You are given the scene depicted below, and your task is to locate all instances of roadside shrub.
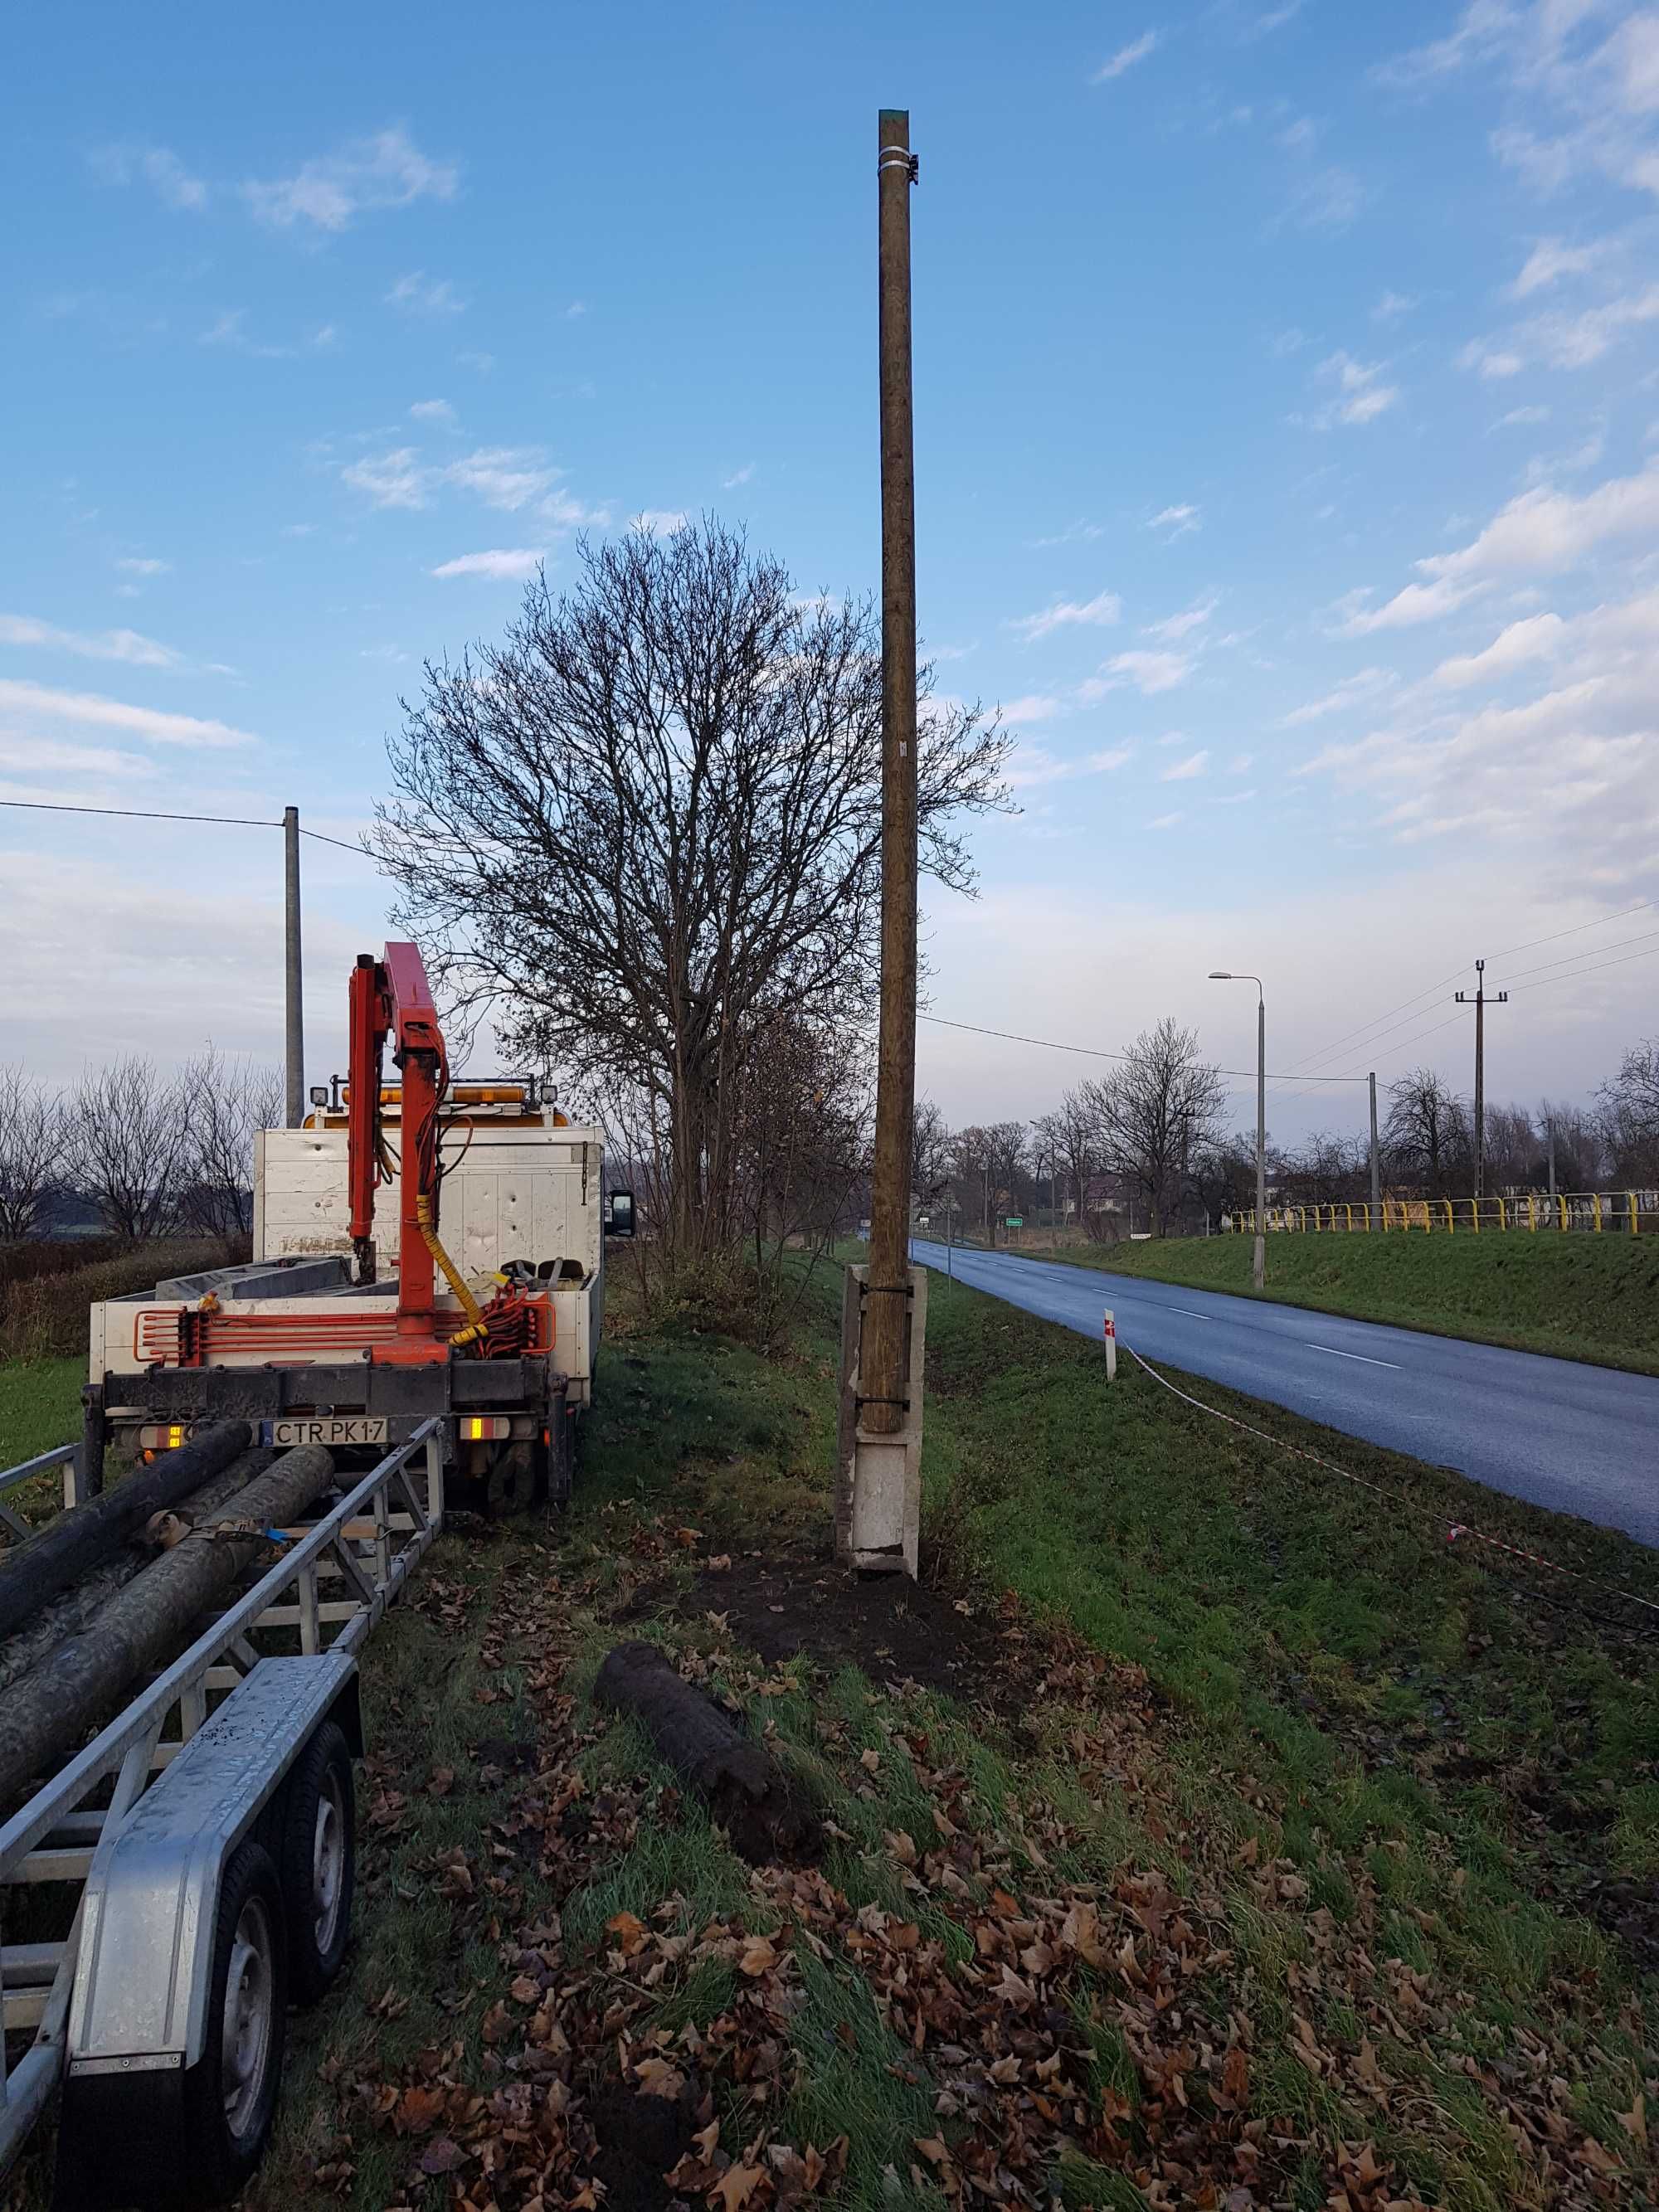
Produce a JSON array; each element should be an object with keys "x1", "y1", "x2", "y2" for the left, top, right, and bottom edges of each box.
[{"x1": 0, "y1": 1236, "x2": 249, "y2": 1362}]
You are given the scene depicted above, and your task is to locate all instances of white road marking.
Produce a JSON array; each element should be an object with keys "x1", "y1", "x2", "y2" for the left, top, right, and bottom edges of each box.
[
  {"x1": 1157, "y1": 1304, "x2": 1214, "y2": 1320},
  {"x1": 1308, "y1": 1343, "x2": 1401, "y2": 1369}
]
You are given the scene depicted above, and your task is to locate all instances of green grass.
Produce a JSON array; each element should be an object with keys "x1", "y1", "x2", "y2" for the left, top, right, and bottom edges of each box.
[
  {"x1": 0, "y1": 1356, "x2": 82, "y2": 1468},
  {"x1": 919, "y1": 1268, "x2": 1659, "y2": 1854},
  {"x1": 1013, "y1": 1227, "x2": 1659, "y2": 1372},
  {"x1": 9, "y1": 1261, "x2": 1653, "y2": 2210}
]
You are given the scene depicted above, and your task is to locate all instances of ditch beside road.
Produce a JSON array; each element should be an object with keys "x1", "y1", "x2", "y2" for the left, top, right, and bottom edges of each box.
[{"x1": 910, "y1": 1237, "x2": 1659, "y2": 1548}]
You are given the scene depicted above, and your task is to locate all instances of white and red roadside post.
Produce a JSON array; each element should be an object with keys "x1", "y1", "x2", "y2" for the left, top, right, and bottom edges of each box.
[{"x1": 1102, "y1": 1309, "x2": 1117, "y2": 1383}]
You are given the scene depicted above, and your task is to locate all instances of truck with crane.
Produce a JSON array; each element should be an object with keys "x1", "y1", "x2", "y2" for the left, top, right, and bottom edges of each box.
[
  {"x1": 0, "y1": 939, "x2": 624, "y2": 2206},
  {"x1": 83, "y1": 940, "x2": 621, "y2": 1513}
]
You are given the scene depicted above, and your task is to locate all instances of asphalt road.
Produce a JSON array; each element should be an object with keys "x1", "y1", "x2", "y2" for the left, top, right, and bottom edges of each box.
[{"x1": 909, "y1": 1238, "x2": 1659, "y2": 1548}]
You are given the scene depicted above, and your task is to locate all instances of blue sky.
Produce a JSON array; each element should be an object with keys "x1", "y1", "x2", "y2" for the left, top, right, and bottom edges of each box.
[{"x1": 6, "y1": 2, "x2": 1659, "y2": 1144}]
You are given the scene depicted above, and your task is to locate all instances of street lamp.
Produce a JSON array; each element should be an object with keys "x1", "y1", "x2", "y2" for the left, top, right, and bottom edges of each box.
[{"x1": 1209, "y1": 971, "x2": 1266, "y2": 1293}]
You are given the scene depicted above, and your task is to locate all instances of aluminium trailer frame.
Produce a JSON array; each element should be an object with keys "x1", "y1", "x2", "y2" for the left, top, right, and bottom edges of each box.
[{"x1": 0, "y1": 1419, "x2": 445, "y2": 2195}]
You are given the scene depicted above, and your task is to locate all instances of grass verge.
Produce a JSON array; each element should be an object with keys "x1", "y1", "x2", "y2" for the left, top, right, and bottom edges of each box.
[
  {"x1": 1010, "y1": 1228, "x2": 1659, "y2": 1373},
  {"x1": 7, "y1": 1266, "x2": 1654, "y2": 2210}
]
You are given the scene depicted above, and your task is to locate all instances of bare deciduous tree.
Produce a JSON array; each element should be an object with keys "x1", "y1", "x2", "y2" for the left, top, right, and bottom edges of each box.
[
  {"x1": 66, "y1": 1057, "x2": 195, "y2": 1240},
  {"x1": 1034, "y1": 1087, "x2": 1096, "y2": 1232},
  {"x1": 1598, "y1": 1039, "x2": 1659, "y2": 1184},
  {"x1": 1088, "y1": 1019, "x2": 1225, "y2": 1237},
  {"x1": 1384, "y1": 1068, "x2": 1471, "y2": 1198},
  {"x1": 179, "y1": 1050, "x2": 284, "y2": 1237},
  {"x1": 0, "y1": 1066, "x2": 66, "y2": 1242},
  {"x1": 910, "y1": 1098, "x2": 953, "y2": 1216},
  {"x1": 369, "y1": 520, "x2": 1012, "y2": 1259}
]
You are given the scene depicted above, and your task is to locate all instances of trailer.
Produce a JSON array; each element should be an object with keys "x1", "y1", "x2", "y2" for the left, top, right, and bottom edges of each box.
[
  {"x1": 84, "y1": 941, "x2": 624, "y2": 1512},
  {"x1": 0, "y1": 1422, "x2": 445, "y2": 2209}
]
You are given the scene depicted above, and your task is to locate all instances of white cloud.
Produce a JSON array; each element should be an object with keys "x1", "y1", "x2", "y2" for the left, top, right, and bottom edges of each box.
[
  {"x1": 384, "y1": 271, "x2": 465, "y2": 317},
  {"x1": 341, "y1": 442, "x2": 599, "y2": 523},
  {"x1": 1030, "y1": 519, "x2": 1104, "y2": 547},
  {"x1": 409, "y1": 398, "x2": 456, "y2": 424},
  {"x1": 1371, "y1": 289, "x2": 1418, "y2": 321},
  {"x1": 114, "y1": 557, "x2": 171, "y2": 578},
  {"x1": 722, "y1": 463, "x2": 756, "y2": 488},
  {"x1": 341, "y1": 447, "x2": 430, "y2": 509},
  {"x1": 1433, "y1": 610, "x2": 1566, "y2": 687},
  {"x1": 1277, "y1": 116, "x2": 1320, "y2": 153},
  {"x1": 1281, "y1": 165, "x2": 1366, "y2": 234},
  {"x1": 1336, "y1": 459, "x2": 1659, "y2": 636},
  {"x1": 1148, "y1": 503, "x2": 1201, "y2": 537},
  {"x1": 1160, "y1": 748, "x2": 1209, "y2": 781},
  {"x1": 1380, "y1": 7, "x2": 1659, "y2": 204},
  {"x1": 0, "y1": 679, "x2": 255, "y2": 748},
  {"x1": 1000, "y1": 694, "x2": 1063, "y2": 725},
  {"x1": 245, "y1": 128, "x2": 458, "y2": 231},
  {"x1": 566, "y1": 299, "x2": 587, "y2": 318},
  {"x1": 1301, "y1": 586, "x2": 1659, "y2": 881},
  {"x1": 1092, "y1": 31, "x2": 1159, "y2": 82},
  {"x1": 1311, "y1": 351, "x2": 1399, "y2": 426},
  {"x1": 1458, "y1": 337, "x2": 1526, "y2": 378},
  {"x1": 1086, "y1": 745, "x2": 1133, "y2": 772},
  {"x1": 430, "y1": 549, "x2": 545, "y2": 581},
  {"x1": 1510, "y1": 235, "x2": 1611, "y2": 297},
  {"x1": 1228, "y1": 752, "x2": 1253, "y2": 773},
  {"x1": 1335, "y1": 576, "x2": 1477, "y2": 634},
  {"x1": 632, "y1": 510, "x2": 687, "y2": 534},
  {"x1": 1144, "y1": 596, "x2": 1219, "y2": 642},
  {"x1": 1283, "y1": 667, "x2": 1396, "y2": 722},
  {"x1": 90, "y1": 143, "x2": 207, "y2": 211},
  {"x1": 1462, "y1": 283, "x2": 1659, "y2": 377},
  {"x1": 199, "y1": 310, "x2": 336, "y2": 360},
  {"x1": 1149, "y1": 810, "x2": 1184, "y2": 829},
  {"x1": 0, "y1": 615, "x2": 186, "y2": 669},
  {"x1": 446, "y1": 446, "x2": 552, "y2": 509},
  {"x1": 1496, "y1": 403, "x2": 1550, "y2": 427},
  {"x1": 1010, "y1": 588, "x2": 1121, "y2": 642},
  {"x1": 1087, "y1": 649, "x2": 1192, "y2": 697},
  {"x1": 0, "y1": 735, "x2": 157, "y2": 781}
]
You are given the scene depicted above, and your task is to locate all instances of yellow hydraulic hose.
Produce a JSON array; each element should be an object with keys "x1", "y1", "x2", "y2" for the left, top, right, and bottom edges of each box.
[{"x1": 415, "y1": 1194, "x2": 487, "y2": 1346}]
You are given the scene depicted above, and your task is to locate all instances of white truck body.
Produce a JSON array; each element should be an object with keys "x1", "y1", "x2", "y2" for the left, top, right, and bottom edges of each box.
[{"x1": 90, "y1": 1121, "x2": 606, "y2": 1411}]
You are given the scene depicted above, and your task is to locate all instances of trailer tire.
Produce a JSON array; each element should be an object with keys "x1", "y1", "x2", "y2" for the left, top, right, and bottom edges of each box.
[
  {"x1": 280, "y1": 1720, "x2": 356, "y2": 2005},
  {"x1": 179, "y1": 1840, "x2": 287, "y2": 2207}
]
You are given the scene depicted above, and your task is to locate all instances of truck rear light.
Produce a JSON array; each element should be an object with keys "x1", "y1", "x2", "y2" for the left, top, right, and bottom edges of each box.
[
  {"x1": 460, "y1": 1416, "x2": 508, "y2": 1441},
  {"x1": 139, "y1": 1423, "x2": 187, "y2": 1453}
]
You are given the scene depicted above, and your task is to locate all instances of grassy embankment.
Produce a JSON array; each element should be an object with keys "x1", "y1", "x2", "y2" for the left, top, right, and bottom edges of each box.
[
  {"x1": 131, "y1": 1257, "x2": 1652, "y2": 2212},
  {"x1": 1010, "y1": 1228, "x2": 1659, "y2": 1374},
  {"x1": 2, "y1": 1257, "x2": 1653, "y2": 2207}
]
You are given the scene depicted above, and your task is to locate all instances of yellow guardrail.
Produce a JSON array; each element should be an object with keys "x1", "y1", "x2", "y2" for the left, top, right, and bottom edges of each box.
[{"x1": 1227, "y1": 1191, "x2": 1655, "y2": 1235}]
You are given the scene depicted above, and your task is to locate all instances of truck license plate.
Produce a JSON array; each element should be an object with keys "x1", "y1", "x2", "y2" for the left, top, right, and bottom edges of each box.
[{"x1": 261, "y1": 1417, "x2": 389, "y2": 1447}]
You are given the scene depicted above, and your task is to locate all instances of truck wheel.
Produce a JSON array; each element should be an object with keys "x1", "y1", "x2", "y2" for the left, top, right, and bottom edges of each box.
[
  {"x1": 179, "y1": 1840, "x2": 287, "y2": 2206},
  {"x1": 280, "y1": 1720, "x2": 356, "y2": 2005}
]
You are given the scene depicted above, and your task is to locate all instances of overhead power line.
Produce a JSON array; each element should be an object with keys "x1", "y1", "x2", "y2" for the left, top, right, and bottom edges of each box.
[
  {"x1": 917, "y1": 1012, "x2": 1367, "y2": 1084},
  {"x1": 0, "y1": 795, "x2": 373, "y2": 858},
  {"x1": 1267, "y1": 895, "x2": 1659, "y2": 1096}
]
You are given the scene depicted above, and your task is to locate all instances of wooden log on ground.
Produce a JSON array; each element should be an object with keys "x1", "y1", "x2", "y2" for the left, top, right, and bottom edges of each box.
[
  {"x1": 0, "y1": 1443, "x2": 334, "y2": 1808},
  {"x1": 0, "y1": 1421, "x2": 251, "y2": 1643},
  {"x1": 594, "y1": 1639, "x2": 820, "y2": 1862},
  {"x1": 0, "y1": 1449, "x2": 277, "y2": 1696}
]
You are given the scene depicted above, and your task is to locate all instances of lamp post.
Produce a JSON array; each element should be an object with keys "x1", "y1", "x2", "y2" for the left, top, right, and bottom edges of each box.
[{"x1": 1209, "y1": 971, "x2": 1265, "y2": 1291}]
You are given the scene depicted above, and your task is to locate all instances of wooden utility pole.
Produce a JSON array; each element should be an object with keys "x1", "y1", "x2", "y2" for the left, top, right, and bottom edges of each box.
[
  {"x1": 863, "y1": 109, "x2": 920, "y2": 1441},
  {"x1": 1455, "y1": 959, "x2": 1507, "y2": 1198}
]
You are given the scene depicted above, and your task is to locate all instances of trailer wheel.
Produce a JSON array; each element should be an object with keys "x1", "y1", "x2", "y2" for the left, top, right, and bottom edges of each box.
[
  {"x1": 280, "y1": 1720, "x2": 356, "y2": 2004},
  {"x1": 179, "y1": 1840, "x2": 287, "y2": 2206}
]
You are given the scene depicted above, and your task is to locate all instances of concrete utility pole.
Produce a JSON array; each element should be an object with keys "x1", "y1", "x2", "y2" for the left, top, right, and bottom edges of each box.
[
  {"x1": 283, "y1": 805, "x2": 304, "y2": 1127},
  {"x1": 1455, "y1": 958, "x2": 1507, "y2": 1198},
  {"x1": 863, "y1": 105, "x2": 921, "y2": 1440},
  {"x1": 1369, "y1": 1071, "x2": 1381, "y2": 1229},
  {"x1": 835, "y1": 109, "x2": 927, "y2": 1582},
  {"x1": 1209, "y1": 971, "x2": 1265, "y2": 1290}
]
